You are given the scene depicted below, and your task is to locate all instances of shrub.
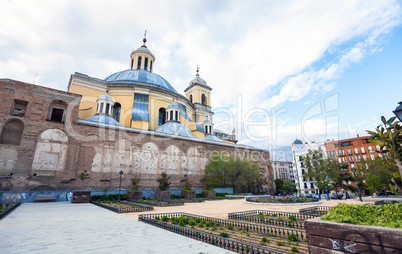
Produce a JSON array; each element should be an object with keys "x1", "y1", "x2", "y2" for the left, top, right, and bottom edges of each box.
[
  {"x1": 276, "y1": 241, "x2": 285, "y2": 246},
  {"x1": 179, "y1": 221, "x2": 186, "y2": 227},
  {"x1": 287, "y1": 234, "x2": 297, "y2": 242},
  {"x1": 261, "y1": 237, "x2": 268, "y2": 243},
  {"x1": 227, "y1": 224, "x2": 234, "y2": 230},
  {"x1": 198, "y1": 223, "x2": 204, "y2": 227},
  {"x1": 195, "y1": 218, "x2": 201, "y2": 223},
  {"x1": 288, "y1": 215, "x2": 296, "y2": 221},
  {"x1": 189, "y1": 220, "x2": 196, "y2": 226},
  {"x1": 161, "y1": 216, "x2": 169, "y2": 222},
  {"x1": 215, "y1": 222, "x2": 221, "y2": 226},
  {"x1": 291, "y1": 247, "x2": 299, "y2": 253},
  {"x1": 277, "y1": 217, "x2": 283, "y2": 221},
  {"x1": 321, "y1": 203, "x2": 402, "y2": 228},
  {"x1": 211, "y1": 226, "x2": 216, "y2": 231},
  {"x1": 206, "y1": 221, "x2": 215, "y2": 227},
  {"x1": 157, "y1": 172, "x2": 171, "y2": 191},
  {"x1": 220, "y1": 232, "x2": 229, "y2": 238},
  {"x1": 272, "y1": 213, "x2": 277, "y2": 217},
  {"x1": 154, "y1": 216, "x2": 160, "y2": 220}
]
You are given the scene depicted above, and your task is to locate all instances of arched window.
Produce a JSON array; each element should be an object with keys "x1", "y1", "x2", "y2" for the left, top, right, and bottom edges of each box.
[
  {"x1": 201, "y1": 94, "x2": 207, "y2": 106},
  {"x1": 113, "y1": 103, "x2": 121, "y2": 122},
  {"x1": 137, "y1": 56, "x2": 142, "y2": 70},
  {"x1": 158, "y1": 108, "x2": 166, "y2": 125},
  {"x1": 0, "y1": 119, "x2": 24, "y2": 145},
  {"x1": 47, "y1": 100, "x2": 67, "y2": 123},
  {"x1": 189, "y1": 94, "x2": 193, "y2": 103}
]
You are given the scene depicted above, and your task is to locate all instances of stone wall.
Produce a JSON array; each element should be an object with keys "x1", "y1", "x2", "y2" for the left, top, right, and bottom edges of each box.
[{"x1": 0, "y1": 79, "x2": 271, "y2": 192}]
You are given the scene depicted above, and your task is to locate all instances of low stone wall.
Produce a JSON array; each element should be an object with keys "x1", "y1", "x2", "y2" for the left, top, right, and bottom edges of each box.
[{"x1": 305, "y1": 217, "x2": 402, "y2": 253}]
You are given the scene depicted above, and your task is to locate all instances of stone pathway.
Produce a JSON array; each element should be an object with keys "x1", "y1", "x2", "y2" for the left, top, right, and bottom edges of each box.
[{"x1": 0, "y1": 202, "x2": 233, "y2": 254}]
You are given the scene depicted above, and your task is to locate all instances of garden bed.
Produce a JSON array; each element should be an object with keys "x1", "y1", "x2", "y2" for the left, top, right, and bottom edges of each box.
[
  {"x1": 139, "y1": 212, "x2": 308, "y2": 253},
  {"x1": 127, "y1": 199, "x2": 184, "y2": 207},
  {"x1": 91, "y1": 200, "x2": 153, "y2": 213},
  {"x1": 229, "y1": 210, "x2": 320, "y2": 221},
  {"x1": 0, "y1": 202, "x2": 20, "y2": 220},
  {"x1": 246, "y1": 196, "x2": 319, "y2": 205},
  {"x1": 298, "y1": 206, "x2": 332, "y2": 216}
]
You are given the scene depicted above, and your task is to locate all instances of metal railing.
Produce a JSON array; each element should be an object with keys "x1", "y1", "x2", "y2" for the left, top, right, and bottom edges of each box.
[
  {"x1": 298, "y1": 206, "x2": 332, "y2": 215},
  {"x1": 228, "y1": 210, "x2": 320, "y2": 221},
  {"x1": 126, "y1": 199, "x2": 185, "y2": 207},
  {"x1": 139, "y1": 213, "x2": 285, "y2": 254},
  {"x1": 91, "y1": 201, "x2": 153, "y2": 213},
  {"x1": 0, "y1": 202, "x2": 21, "y2": 220},
  {"x1": 140, "y1": 212, "x2": 307, "y2": 240},
  {"x1": 232, "y1": 215, "x2": 305, "y2": 230}
]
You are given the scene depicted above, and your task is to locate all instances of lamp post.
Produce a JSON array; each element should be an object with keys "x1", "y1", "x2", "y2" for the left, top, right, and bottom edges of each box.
[
  {"x1": 271, "y1": 174, "x2": 275, "y2": 199},
  {"x1": 351, "y1": 167, "x2": 363, "y2": 202},
  {"x1": 393, "y1": 101, "x2": 402, "y2": 121},
  {"x1": 184, "y1": 173, "x2": 188, "y2": 189},
  {"x1": 118, "y1": 170, "x2": 123, "y2": 202}
]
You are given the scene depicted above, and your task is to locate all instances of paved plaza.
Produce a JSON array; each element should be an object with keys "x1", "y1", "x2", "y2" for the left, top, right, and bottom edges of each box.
[{"x1": 0, "y1": 202, "x2": 233, "y2": 254}]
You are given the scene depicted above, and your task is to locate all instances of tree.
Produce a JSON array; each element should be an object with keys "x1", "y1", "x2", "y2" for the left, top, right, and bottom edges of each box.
[
  {"x1": 358, "y1": 157, "x2": 396, "y2": 194},
  {"x1": 204, "y1": 151, "x2": 265, "y2": 193},
  {"x1": 367, "y1": 116, "x2": 402, "y2": 191},
  {"x1": 157, "y1": 172, "x2": 171, "y2": 191},
  {"x1": 274, "y1": 179, "x2": 284, "y2": 191},
  {"x1": 303, "y1": 149, "x2": 339, "y2": 189},
  {"x1": 282, "y1": 180, "x2": 297, "y2": 194},
  {"x1": 130, "y1": 173, "x2": 141, "y2": 191}
]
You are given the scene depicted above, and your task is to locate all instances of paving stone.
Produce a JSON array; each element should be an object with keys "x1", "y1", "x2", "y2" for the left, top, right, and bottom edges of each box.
[{"x1": 0, "y1": 202, "x2": 233, "y2": 254}]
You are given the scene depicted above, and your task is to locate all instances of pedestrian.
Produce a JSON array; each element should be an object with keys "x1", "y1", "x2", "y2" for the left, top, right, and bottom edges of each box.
[
  {"x1": 324, "y1": 186, "x2": 330, "y2": 201},
  {"x1": 317, "y1": 187, "x2": 321, "y2": 200}
]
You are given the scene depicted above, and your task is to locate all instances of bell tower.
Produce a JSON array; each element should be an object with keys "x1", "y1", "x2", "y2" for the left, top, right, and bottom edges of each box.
[{"x1": 185, "y1": 66, "x2": 213, "y2": 123}]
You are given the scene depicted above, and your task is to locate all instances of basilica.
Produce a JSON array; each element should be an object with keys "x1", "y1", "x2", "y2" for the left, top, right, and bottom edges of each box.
[
  {"x1": 69, "y1": 37, "x2": 236, "y2": 144},
  {"x1": 0, "y1": 37, "x2": 270, "y2": 195}
]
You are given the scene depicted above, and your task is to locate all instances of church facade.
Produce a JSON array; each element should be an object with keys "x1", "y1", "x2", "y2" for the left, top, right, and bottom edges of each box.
[{"x1": 0, "y1": 38, "x2": 271, "y2": 193}]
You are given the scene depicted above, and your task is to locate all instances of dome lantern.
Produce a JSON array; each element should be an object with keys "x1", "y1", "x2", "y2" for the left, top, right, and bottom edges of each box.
[
  {"x1": 166, "y1": 103, "x2": 181, "y2": 122},
  {"x1": 130, "y1": 31, "x2": 155, "y2": 72}
]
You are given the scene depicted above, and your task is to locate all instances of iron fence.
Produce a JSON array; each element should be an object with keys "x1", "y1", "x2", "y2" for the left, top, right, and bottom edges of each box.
[
  {"x1": 91, "y1": 201, "x2": 153, "y2": 213},
  {"x1": 139, "y1": 214, "x2": 286, "y2": 254}
]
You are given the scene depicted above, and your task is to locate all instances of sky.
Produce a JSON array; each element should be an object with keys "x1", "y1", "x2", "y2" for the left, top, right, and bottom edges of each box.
[{"x1": 1, "y1": 0, "x2": 402, "y2": 160}]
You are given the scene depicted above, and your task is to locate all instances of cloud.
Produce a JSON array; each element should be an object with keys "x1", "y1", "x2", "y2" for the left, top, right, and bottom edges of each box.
[{"x1": 0, "y1": 0, "x2": 401, "y2": 150}]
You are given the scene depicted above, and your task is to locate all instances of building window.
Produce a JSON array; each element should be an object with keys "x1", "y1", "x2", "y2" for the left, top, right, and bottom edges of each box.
[
  {"x1": 201, "y1": 94, "x2": 207, "y2": 105},
  {"x1": 113, "y1": 103, "x2": 121, "y2": 122},
  {"x1": 47, "y1": 101, "x2": 67, "y2": 123},
  {"x1": 158, "y1": 108, "x2": 166, "y2": 125},
  {"x1": 189, "y1": 94, "x2": 193, "y2": 103},
  {"x1": 11, "y1": 99, "x2": 28, "y2": 117},
  {"x1": 368, "y1": 146, "x2": 373, "y2": 152},
  {"x1": 347, "y1": 149, "x2": 352, "y2": 155},
  {"x1": 370, "y1": 154, "x2": 375, "y2": 160},
  {"x1": 137, "y1": 56, "x2": 142, "y2": 70},
  {"x1": 170, "y1": 111, "x2": 173, "y2": 121},
  {"x1": 361, "y1": 147, "x2": 366, "y2": 153},
  {"x1": 105, "y1": 103, "x2": 110, "y2": 115},
  {"x1": 99, "y1": 103, "x2": 104, "y2": 114},
  {"x1": 304, "y1": 183, "x2": 308, "y2": 188},
  {"x1": 0, "y1": 119, "x2": 24, "y2": 145},
  {"x1": 310, "y1": 183, "x2": 314, "y2": 189},
  {"x1": 338, "y1": 158, "x2": 342, "y2": 163},
  {"x1": 144, "y1": 57, "x2": 148, "y2": 71},
  {"x1": 131, "y1": 59, "x2": 134, "y2": 69},
  {"x1": 342, "y1": 157, "x2": 347, "y2": 163},
  {"x1": 175, "y1": 111, "x2": 178, "y2": 121},
  {"x1": 356, "y1": 155, "x2": 361, "y2": 162},
  {"x1": 362, "y1": 154, "x2": 367, "y2": 160},
  {"x1": 354, "y1": 147, "x2": 359, "y2": 154},
  {"x1": 150, "y1": 61, "x2": 153, "y2": 72},
  {"x1": 349, "y1": 156, "x2": 354, "y2": 163}
]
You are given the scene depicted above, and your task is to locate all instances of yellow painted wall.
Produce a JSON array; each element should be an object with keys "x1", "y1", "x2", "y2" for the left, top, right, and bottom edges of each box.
[
  {"x1": 221, "y1": 140, "x2": 235, "y2": 144},
  {"x1": 149, "y1": 96, "x2": 173, "y2": 130},
  {"x1": 192, "y1": 131, "x2": 205, "y2": 139},
  {"x1": 108, "y1": 93, "x2": 134, "y2": 127},
  {"x1": 131, "y1": 120, "x2": 149, "y2": 130},
  {"x1": 69, "y1": 83, "x2": 106, "y2": 119}
]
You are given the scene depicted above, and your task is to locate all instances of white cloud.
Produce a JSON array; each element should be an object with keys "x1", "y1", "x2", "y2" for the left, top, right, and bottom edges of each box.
[{"x1": 0, "y1": 0, "x2": 401, "y2": 149}]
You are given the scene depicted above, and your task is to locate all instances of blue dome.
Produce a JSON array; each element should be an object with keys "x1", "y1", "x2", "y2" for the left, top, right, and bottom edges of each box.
[
  {"x1": 205, "y1": 134, "x2": 222, "y2": 142},
  {"x1": 86, "y1": 115, "x2": 121, "y2": 126},
  {"x1": 203, "y1": 119, "x2": 212, "y2": 124},
  {"x1": 155, "y1": 122, "x2": 194, "y2": 138},
  {"x1": 293, "y1": 138, "x2": 303, "y2": 145},
  {"x1": 105, "y1": 69, "x2": 178, "y2": 94},
  {"x1": 99, "y1": 95, "x2": 113, "y2": 101},
  {"x1": 167, "y1": 103, "x2": 180, "y2": 109}
]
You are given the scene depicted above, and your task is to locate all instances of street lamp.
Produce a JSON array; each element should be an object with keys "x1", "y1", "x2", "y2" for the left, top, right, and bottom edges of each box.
[
  {"x1": 351, "y1": 167, "x2": 363, "y2": 202},
  {"x1": 118, "y1": 170, "x2": 123, "y2": 202},
  {"x1": 271, "y1": 174, "x2": 275, "y2": 199},
  {"x1": 393, "y1": 102, "x2": 402, "y2": 121},
  {"x1": 184, "y1": 173, "x2": 188, "y2": 189}
]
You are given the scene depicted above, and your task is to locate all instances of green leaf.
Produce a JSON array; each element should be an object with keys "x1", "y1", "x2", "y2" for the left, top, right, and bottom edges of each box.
[
  {"x1": 368, "y1": 139, "x2": 383, "y2": 145},
  {"x1": 386, "y1": 117, "x2": 396, "y2": 125}
]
